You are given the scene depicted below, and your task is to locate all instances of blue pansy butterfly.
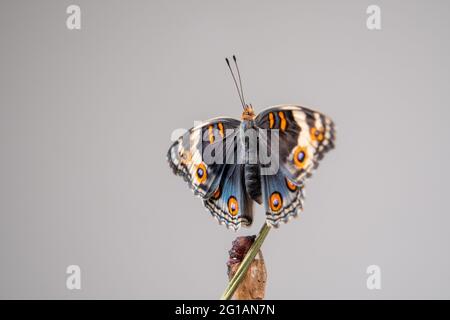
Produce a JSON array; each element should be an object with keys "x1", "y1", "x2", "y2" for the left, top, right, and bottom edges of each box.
[{"x1": 167, "y1": 56, "x2": 335, "y2": 230}]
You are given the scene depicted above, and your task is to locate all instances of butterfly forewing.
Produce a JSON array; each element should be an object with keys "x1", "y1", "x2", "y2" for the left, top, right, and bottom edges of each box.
[
  {"x1": 255, "y1": 105, "x2": 335, "y2": 184},
  {"x1": 167, "y1": 117, "x2": 240, "y2": 198}
]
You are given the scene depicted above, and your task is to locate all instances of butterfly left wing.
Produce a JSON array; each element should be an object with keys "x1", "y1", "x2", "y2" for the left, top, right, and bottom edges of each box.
[
  {"x1": 203, "y1": 164, "x2": 254, "y2": 230},
  {"x1": 168, "y1": 117, "x2": 254, "y2": 230},
  {"x1": 167, "y1": 117, "x2": 240, "y2": 198},
  {"x1": 255, "y1": 105, "x2": 336, "y2": 226}
]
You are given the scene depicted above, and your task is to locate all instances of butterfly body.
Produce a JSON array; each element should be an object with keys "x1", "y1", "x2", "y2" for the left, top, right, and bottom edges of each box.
[
  {"x1": 167, "y1": 104, "x2": 335, "y2": 230},
  {"x1": 237, "y1": 111, "x2": 263, "y2": 204}
]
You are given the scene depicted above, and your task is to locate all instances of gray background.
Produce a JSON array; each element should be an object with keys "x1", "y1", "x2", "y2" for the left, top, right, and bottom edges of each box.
[{"x1": 1, "y1": 0, "x2": 449, "y2": 299}]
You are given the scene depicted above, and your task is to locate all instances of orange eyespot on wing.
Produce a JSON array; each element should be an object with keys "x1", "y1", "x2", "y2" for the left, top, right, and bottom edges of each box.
[
  {"x1": 269, "y1": 192, "x2": 283, "y2": 213},
  {"x1": 227, "y1": 196, "x2": 239, "y2": 216},
  {"x1": 285, "y1": 178, "x2": 298, "y2": 192},
  {"x1": 310, "y1": 127, "x2": 325, "y2": 142},
  {"x1": 293, "y1": 146, "x2": 308, "y2": 169},
  {"x1": 195, "y1": 162, "x2": 208, "y2": 184}
]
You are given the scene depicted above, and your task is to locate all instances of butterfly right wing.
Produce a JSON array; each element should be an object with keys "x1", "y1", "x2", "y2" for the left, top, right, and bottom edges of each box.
[
  {"x1": 255, "y1": 105, "x2": 336, "y2": 226},
  {"x1": 261, "y1": 168, "x2": 305, "y2": 226},
  {"x1": 255, "y1": 105, "x2": 336, "y2": 184}
]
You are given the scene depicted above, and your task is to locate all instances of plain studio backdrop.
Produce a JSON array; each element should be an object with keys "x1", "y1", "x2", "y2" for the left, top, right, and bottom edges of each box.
[{"x1": 1, "y1": 0, "x2": 449, "y2": 299}]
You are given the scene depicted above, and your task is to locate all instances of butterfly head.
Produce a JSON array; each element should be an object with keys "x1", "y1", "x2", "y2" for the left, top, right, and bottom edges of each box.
[
  {"x1": 226, "y1": 55, "x2": 255, "y2": 119},
  {"x1": 241, "y1": 104, "x2": 255, "y2": 121}
]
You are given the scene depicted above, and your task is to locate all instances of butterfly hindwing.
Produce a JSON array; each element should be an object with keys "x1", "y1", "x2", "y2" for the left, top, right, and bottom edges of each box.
[
  {"x1": 261, "y1": 170, "x2": 304, "y2": 227},
  {"x1": 167, "y1": 117, "x2": 241, "y2": 198},
  {"x1": 204, "y1": 164, "x2": 253, "y2": 230}
]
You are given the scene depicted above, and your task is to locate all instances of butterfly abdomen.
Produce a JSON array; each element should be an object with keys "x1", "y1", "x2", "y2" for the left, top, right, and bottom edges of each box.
[
  {"x1": 239, "y1": 120, "x2": 262, "y2": 204},
  {"x1": 244, "y1": 164, "x2": 262, "y2": 204}
]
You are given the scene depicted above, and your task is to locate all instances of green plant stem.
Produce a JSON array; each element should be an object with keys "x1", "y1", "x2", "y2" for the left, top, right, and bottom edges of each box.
[{"x1": 220, "y1": 223, "x2": 271, "y2": 300}]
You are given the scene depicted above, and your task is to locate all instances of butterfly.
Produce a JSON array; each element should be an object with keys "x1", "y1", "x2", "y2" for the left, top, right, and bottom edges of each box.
[{"x1": 167, "y1": 56, "x2": 335, "y2": 230}]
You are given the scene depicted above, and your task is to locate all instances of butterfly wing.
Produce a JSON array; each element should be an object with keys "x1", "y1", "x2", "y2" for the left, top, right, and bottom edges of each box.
[
  {"x1": 168, "y1": 117, "x2": 253, "y2": 230},
  {"x1": 167, "y1": 117, "x2": 240, "y2": 198},
  {"x1": 204, "y1": 164, "x2": 254, "y2": 230},
  {"x1": 255, "y1": 105, "x2": 335, "y2": 226},
  {"x1": 261, "y1": 169, "x2": 305, "y2": 226},
  {"x1": 256, "y1": 104, "x2": 335, "y2": 183}
]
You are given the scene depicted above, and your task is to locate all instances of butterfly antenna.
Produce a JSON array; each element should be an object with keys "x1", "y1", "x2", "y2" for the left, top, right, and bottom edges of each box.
[
  {"x1": 225, "y1": 57, "x2": 245, "y2": 109},
  {"x1": 233, "y1": 55, "x2": 246, "y2": 106}
]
